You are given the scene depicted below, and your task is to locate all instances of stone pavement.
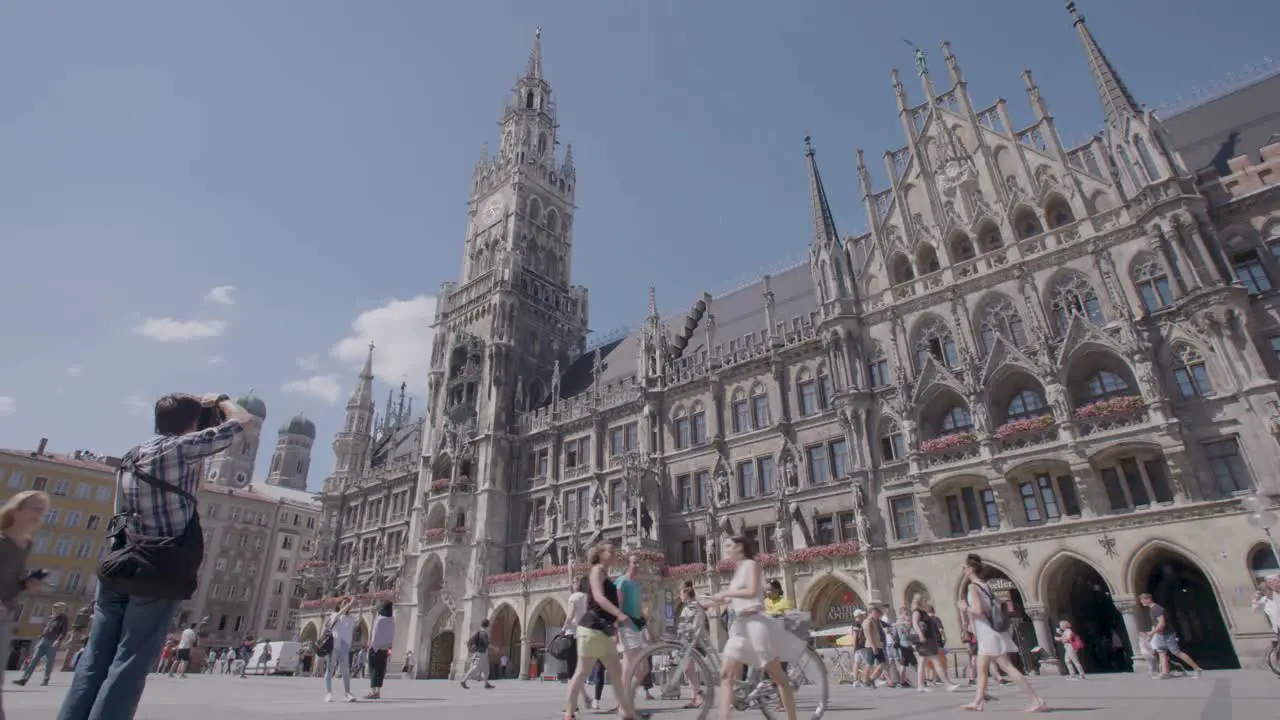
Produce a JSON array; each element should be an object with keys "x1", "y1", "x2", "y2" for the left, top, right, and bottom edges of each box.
[{"x1": 4, "y1": 670, "x2": 1277, "y2": 719}]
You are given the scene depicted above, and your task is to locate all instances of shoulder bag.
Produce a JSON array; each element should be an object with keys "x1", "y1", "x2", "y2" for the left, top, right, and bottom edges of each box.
[{"x1": 97, "y1": 452, "x2": 204, "y2": 600}]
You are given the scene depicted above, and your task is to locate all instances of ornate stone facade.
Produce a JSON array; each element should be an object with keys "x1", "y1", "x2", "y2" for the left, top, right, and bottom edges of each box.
[{"x1": 302, "y1": 7, "x2": 1280, "y2": 677}]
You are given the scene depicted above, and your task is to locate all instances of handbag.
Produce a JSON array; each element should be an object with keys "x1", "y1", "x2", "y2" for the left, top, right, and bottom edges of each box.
[
  {"x1": 97, "y1": 452, "x2": 204, "y2": 600},
  {"x1": 316, "y1": 615, "x2": 337, "y2": 657},
  {"x1": 547, "y1": 632, "x2": 575, "y2": 661}
]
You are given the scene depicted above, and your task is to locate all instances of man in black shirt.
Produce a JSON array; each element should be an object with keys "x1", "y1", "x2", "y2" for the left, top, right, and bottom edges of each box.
[
  {"x1": 460, "y1": 619, "x2": 494, "y2": 689},
  {"x1": 16, "y1": 602, "x2": 68, "y2": 686},
  {"x1": 1140, "y1": 593, "x2": 1203, "y2": 678}
]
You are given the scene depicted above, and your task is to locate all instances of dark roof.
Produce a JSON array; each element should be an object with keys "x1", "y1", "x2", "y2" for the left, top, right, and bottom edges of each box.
[
  {"x1": 556, "y1": 263, "x2": 818, "y2": 398},
  {"x1": 1163, "y1": 70, "x2": 1280, "y2": 177},
  {"x1": 369, "y1": 419, "x2": 422, "y2": 468}
]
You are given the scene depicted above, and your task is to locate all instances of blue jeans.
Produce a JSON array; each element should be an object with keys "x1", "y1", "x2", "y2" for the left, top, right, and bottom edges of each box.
[
  {"x1": 324, "y1": 643, "x2": 351, "y2": 695},
  {"x1": 56, "y1": 587, "x2": 178, "y2": 720},
  {"x1": 20, "y1": 638, "x2": 58, "y2": 682}
]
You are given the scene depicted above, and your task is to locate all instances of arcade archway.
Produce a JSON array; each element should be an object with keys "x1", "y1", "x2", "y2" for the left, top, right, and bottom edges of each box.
[
  {"x1": 1040, "y1": 554, "x2": 1128, "y2": 673},
  {"x1": 428, "y1": 631, "x2": 455, "y2": 679},
  {"x1": 529, "y1": 599, "x2": 568, "y2": 678},
  {"x1": 490, "y1": 604, "x2": 522, "y2": 679},
  {"x1": 805, "y1": 575, "x2": 866, "y2": 630},
  {"x1": 1133, "y1": 545, "x2": 1239, "y2": 669}
]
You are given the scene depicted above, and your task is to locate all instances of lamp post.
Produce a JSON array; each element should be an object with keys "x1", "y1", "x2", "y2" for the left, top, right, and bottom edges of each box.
[{"x1": 1242, "y1": 494, "x2": 1280, "y2": 568}]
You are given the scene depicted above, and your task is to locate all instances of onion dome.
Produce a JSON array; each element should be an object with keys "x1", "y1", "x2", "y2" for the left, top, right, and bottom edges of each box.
[
  {"x1": 280, "y1": 413, "x2": 317, "y2": 440},
  {"x1": 235, "y1": 394, "x2": 268, "y2": 420}
]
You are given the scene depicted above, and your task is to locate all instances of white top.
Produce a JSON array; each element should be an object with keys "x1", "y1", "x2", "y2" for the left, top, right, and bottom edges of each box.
[
  {"x1": 1253, "y1": 594, "x2": 1280, "y2": 631},
  {"x1": 563, "y1": 591, "x2": 587, "y2": 632},
  {"x1": 727, "y1": 559, "x2": 765, "y2": 614},
  {"x1": 178, "y1": 628, "x2": 197, "y2": 650},
  {"x1": 330, "y1": 612, "x2": 355, "y2": 646}
]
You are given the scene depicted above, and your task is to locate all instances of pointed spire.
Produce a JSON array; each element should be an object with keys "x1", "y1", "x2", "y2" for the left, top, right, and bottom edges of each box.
[
  {"x1": 805, "y1": 135, "x2": 840, "y2": 247},
  {"x1": 646, "y1": 285, "x2": 659, "y2": 322},
  {"x1": 1067, "y1": 2, "x2": 1141, "y2": 128},
  {"x1": 561, "y1": 142, "x2": 575, "y2": 176},
  {"x1": 348, "y1": 342, "x2": 375, "y2": 409},
  {"x1": 941, "y1": 41, "x2": 963, "y2": 86},
  {"x1": 855, "y1": 148, "x2": 873, "y2": 197},
  {"x1": 525, "y1": 27, "x2": 543, "y2": 80}
]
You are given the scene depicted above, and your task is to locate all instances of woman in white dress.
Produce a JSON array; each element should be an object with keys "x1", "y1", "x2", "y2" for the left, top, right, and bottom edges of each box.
[
  {"x1": 706, "y1": 536, "x2": 801, "y2": 720},
  {"x1": 958, "y1": 554, "x2": 1044, "y2": 713}
]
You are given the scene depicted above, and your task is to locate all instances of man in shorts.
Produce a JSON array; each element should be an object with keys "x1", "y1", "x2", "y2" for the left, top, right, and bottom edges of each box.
[
  {"x1": 169, "y1": 623, "x2": 198, "y2": 678},
  {"x1": 859, "y1": 606, "x2": 888, "y2": 686},
  {"x1": 1140, "y1": 593, "x2": 1202, "y2": 679}
]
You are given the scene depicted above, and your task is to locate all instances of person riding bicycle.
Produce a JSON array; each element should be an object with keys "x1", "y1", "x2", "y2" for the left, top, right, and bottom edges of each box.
[{"x1": 1252, "y1": 580, "x2": 1279, "y2": 636}]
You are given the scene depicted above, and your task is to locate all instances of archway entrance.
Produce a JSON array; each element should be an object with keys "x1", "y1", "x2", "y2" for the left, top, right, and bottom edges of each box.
[
  {"x1": 428, "y1": 631, "x2": 455, "y2": 678},
  {"x1": 973, "y1": 567, "x2": 1034, "y2": 674},
  {"x1": 1135, "y1": 548, "x2": 1239, "y2": 669},
  {"x1": 805, "y1": 576, "x2": 865, "y2": 631},
  {"x1": 529, "y1": 600, "x2": 568, "y2": 678},
  {"x1": 1042, "y1": 556, "x2": 1128, "y2": 673},
  {"x1": 490, "y1": 605, "x2": 522, "y2": 679}
]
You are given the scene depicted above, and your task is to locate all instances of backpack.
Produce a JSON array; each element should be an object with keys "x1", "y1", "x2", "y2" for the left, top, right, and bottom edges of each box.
[
  {"x1": 1069, "y1": 632, "x2": 1084, "y2": 651},
  {"x1": 979, "y1": 585, "x2": 1011, "y2": 633}
]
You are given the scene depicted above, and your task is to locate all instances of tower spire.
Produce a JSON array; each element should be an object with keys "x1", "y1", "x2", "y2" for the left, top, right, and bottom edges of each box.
[
  {"x1": 1067, "y1": 2, "x2": 1141, "y2": 128},
  {"x1": 349, "y1": 342, "x2": 375, "y2": 409},
  {"x1": 805, "y1": 135, "x2": 840, "y2": 247},
  {"x1": 526, "y1": 27, "x2": 543, "y2": 79}
]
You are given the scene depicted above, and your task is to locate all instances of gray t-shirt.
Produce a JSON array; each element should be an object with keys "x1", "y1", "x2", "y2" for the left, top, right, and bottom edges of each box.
[{"x1": 1148, "y1": 603, "x2": 1168, "y2": 633}]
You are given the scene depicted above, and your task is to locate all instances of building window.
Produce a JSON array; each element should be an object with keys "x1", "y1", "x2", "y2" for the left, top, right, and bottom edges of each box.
[
  {"x1": 1006, "y1": 389, "x2": 1049, "y2": 421},
  {"x1": 534, "y1": 448, "x2": 549, "y2": 477},
  {"x1": 609, "y1": 480, "x2": 624, "y2": 514},
  {"x1": 830, "y1": 439, "x2": 850, "y2": 479},
  {"x1": 939, "y1": 405, "x2": 974, "y2": 434},
  {"x1": 1232, "y1": 250, "x2": 1271, "y2": 294},
  {"x1": 731, "y1": 391, "x2": 750, "y2": 434},
  {"x1": 564, "y1": 436, "x2": 588, "y2": 469},
  {"x1": 28, "y1": 603, "x2": 48, "y2": 625},
  {"x1": 750, "y1": 386, "x2": 770, "y2": 429},
  {"x1": 265, "y1": 609, "x2": 280, "y2": 629},
  {"x1": 65, "y1": 571, "x2": 81, "y2": 592},
  {"x1": 1098, "y1": 456, "x2": 1177, "y2": 510},
  {"x1": 1049, "y1": 272, "x2": 1105, "y2": 334},
  {"x1": 691, "y1": 405, "x2": 707, "y2": 445},
  {"x1": 677, "y1": 475, "x2": 693, "y2": 511},
  {"x1": 944, "y1": 487, "x2": 988, "y2": 535},
  {"x1": 868, "y1": 358, "x2": 891, "y2": 389},
  {"x1": 977, "y1": 296, "x2": 1028, "y2": 354},
  {"x1": 1133, "y1": 258, "x2": 1173, "y2": 312},
  {"x1": 915, "y1": 319, "x2": 958, "y2": 369},
  {"x1": 95, "y1": 486, "x2": 112, "y2": 503},
  {"x1": 75, "y1": 540, "x2": 92, "y2": 559},
  {"x1": 814, "y1": 516, "x2": 836, "y2": 545},
  {"x1": 797, "y1": 373, "x2": 819, "y2": 417},
  {"x1": 75, "y1": 482, "x2": 91, "y2": 499},
  {"x1": 609, "y1": 423, "x2": 638, "y2": 456},
  {"x1": 1084, "y1": 370, "x2": 1131, "y2": 401},
  {"x1": 674, "y1": 413, "x2": 691, "y2": 449},
  {"x1": 1172, "y1": 345, "x2": 1212, "y2": 398},
  {"x1": 44, "y1": 508, "x2": 59, "y2": 526},
  {"x1": 890, "y1": 497, "x2": 918, "y2": 541},
  {"x1": 736, "y1": 460, "x2": 757, "y2": 500},
  {"x1": 880, "y1": 423, "x2": 907, "y2": 462},
  {"x1": 53, "y1": 479, "x2": 70, "y2": 497},
  {"x1": 33, "y1": 476, "x2": 48, "y2": 491},
  {"x1": 806, "y1": 445, "x2": 829, "y2": 486},
  {"x1": 5, "y1": 472, "x2": 22, "y2": 489},
  {"x1": 680, "y1": 540, "x2": 696, "y2": 564},
  {"x1": 694, "y1": 470, "x2": 710, "y2": 508},
  {"x1": 1203, "y1": 438, "x2": 1252, "y2": 495},
  {"x1": 758, "y1": 456, "x2": 776, "y2": 495}
]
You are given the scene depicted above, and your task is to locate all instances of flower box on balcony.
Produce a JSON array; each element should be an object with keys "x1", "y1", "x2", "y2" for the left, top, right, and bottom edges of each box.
[
  {"x1": 664, "y1": 563, "x2": 707, "y2": 578},
  {"x1": 994, "y1": 415, "x2": 1054, "y2": 440},
  {"x1": 1073, "y1": 395, "x2": 1143, "y2": 421},
  {"x1": 919, "y1": 433, "x2": 978, "y2": 453},
  {"x1": 484, "y1": 565, "x2": 571, "y2": 587},
  {"x1": 789, "y1": 541, "x2": 859, "y2": 564},
  {"x1": 429, "y1": 479, "x2": 451, "y2": 493}
]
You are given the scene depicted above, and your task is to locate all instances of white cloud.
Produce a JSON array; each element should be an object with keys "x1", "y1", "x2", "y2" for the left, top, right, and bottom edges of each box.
[
  {"x1": 296, "y1": 355, "x2": 320, "y2": 372},
  {"x1": 281, "y1": 374, "x2": 342, "y2": 405},
  {"x1": 331, "y1": 295, "x2": 437, "y2": 393},
  {"x1": 207, "y1": 355, "x2": 226, "y2": 367},
  {"x1": 204, "y1": 285, "x2": 236, "y2": 305},
  {"x1": 123, "y1": 395, "x2": 150, "y2": 417},
  {"x1": 0, "y1": 396, "x2": 15, "y2": 417},
  {"x1": 133, "y1": 318, "x2": 227, "y2": 343},
  {"x1": 66, "y1": 366, "x2": 82, "y2": 378}
]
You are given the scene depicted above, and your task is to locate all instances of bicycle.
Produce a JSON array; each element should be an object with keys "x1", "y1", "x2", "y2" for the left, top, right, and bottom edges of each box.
[
  {"x1": 627, "y1": 613, "x2": 829, "y2": 720},
  {"x1": 1266, "y1": 637, "x2": 1279, "y2": 677}
]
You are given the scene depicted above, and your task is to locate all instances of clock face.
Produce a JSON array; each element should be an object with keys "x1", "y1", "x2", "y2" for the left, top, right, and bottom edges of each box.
[{"x1": 484, "y1": 198, "x2": 503, "y2": 224}]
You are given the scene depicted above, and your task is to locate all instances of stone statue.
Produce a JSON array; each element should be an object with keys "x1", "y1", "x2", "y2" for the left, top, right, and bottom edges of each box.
[
  {"x1": 639, "y1": 501, "x2": 653, "y2": 539},
  {"x1": 851, "y1": 480, "x2": 867, "y2": 514},
  {"x1": 772, "y1": 521, "x2": 789, "y2": 555},
  {"x1": 591, "y1": 487, "x2": 604, "y2": 527},
  {"x1": 915, "y1": 47, "x2": 928, "y2": 76},
  {"x1": 782, "y1": 452, "x2": 799, "y2": 490},
  {"x1": 714, "y1": 466, "x2": 731, "y2": 506}
]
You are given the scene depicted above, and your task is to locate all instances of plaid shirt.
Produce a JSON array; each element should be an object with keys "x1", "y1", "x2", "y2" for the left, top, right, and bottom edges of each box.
[{"x1": 116, "y1": 421, "x2": 243, "y2": 537}]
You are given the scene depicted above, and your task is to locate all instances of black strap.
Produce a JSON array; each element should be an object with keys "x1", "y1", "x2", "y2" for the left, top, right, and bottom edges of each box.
[{"x1": 122, "y1": 451, "x2": 198, "y2": 504}]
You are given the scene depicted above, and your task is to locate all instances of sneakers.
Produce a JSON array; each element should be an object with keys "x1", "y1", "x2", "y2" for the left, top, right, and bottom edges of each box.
[
  {"x1": 345, "y1": 693, "x2": 357, "y2": 703},
  {"x1": 324, "y1": 693, "x2": 333, "y2": 703},
  {"x1": 460, "y1": 681, "x2": 469, "y2": 689},
  {"x1": 484, "y1": 682, "x2": 495, "y2": 689},
  {"x1": 591, "y1": 700, "x2": 601, "y2": 710},
  {"x1": 12, "y1": 678, "x2": 27, "y2": 687}
]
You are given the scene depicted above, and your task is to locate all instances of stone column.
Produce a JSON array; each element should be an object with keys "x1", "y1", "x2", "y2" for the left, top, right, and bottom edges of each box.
[
  {"x1": 518, "y1": 632, "x2": 533, "y2": 680},
  {"x1": 1114, "y1": 599, "x2": 1144, "y2": 669},
  {"x1": 1024, "y1": 606, "x2": 1063, "y2": 675}
]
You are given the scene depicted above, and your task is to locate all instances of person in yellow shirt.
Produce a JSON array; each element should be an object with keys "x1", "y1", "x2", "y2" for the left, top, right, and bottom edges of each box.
[{"x1": 764, "y1": 580, "x2": 792, "y2": 617}]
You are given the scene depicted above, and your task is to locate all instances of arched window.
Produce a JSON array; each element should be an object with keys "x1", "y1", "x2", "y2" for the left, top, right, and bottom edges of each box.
[
  {"x1": 750, "y1": 384, "x2": 771, "y2": 429},
  {"x1": 917, "y1": 244, "x2": 940, "y2": 274},
  {"x1": 977, "y1": 224, "x2": 1003, "y2": 252},
  {"x1": 1013, "y1": 207, "x2": 1044, "y2": 240},
  {"x1": 939, "y1": 405, "x2": 974, "y2": 434},
  {"x1": 1172, "y1": 344, "x2": 1212, "y2": 399},
  {"x1": 1134, "y1": 135, "x2": 1162, "y2": 182},
  {"x1": 890, "y1": 253, "x2": 915, "y2": 285},
  {"x1": 537, "y1": 133, "x2": 548, "y2": 155},
  {"x1": 730, "y1": 389, "x2": 750, "y2": 434},
  {"x1": 867, "y1": 343, "x2": 892, "y2": 389},
  {"x1": 818, "y1": 260, "x2": 831, "y2": 303},
  {"x1": 1006, "y1": 389, "x2": 1048, "y2": 420},
  {"x1": 1045, "y1": 197, "x2": 1075, "y2": 229},
  {"x1": 832, "y1": 257, "x2": 848, "y2": 298},
  {"x1": 1132, "y1": 256, "x2": 1173, "y2": 312},
  {"x1": 914, "y1": 319, "x2": 958, "y2": 370},
  {"x1": 525, "y1": 91, "x2": 534, "y2": 109},
  {"x1": 950, "y1": 233, "x2": 977, "y2": 262},
  {"x1": 546, "y1": 209, "x2": 560, "y2": 233},
  {"x1": 1115, "y1": 145, "x2": 1141, "y2": 189},
  {"x1": 879, "y1": 419, "x2": 907, "y2": 462},
  {"x1": 672, "y1": 405, "x2": 691, "y2": 449},
  {"x1": 1084, "y1": 370, "x2": 1131, "y2": 401},
  {"x1": 977, "y1": 295, "x2": 1027, "y2": 354},
  {"x1": 1248, "y1": 544, "x2": 1280, "y2": 583},
  {"x1": 1049, "y1": 273, "x2": 1105, "y2": 333},
  {"x1": 528, "y1": 196, "x2": 543, "y2": 222}
]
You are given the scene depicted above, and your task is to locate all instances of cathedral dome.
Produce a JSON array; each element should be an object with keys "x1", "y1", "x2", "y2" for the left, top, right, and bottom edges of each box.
[
  {"x1": 236, "y1": 394, "x2": 268, "y2": 419},
  {"x1": 280, "y1": 413, "x2": 317, "y2": 439}
]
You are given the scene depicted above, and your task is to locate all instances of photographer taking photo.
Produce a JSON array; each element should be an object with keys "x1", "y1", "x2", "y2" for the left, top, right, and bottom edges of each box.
[{"x1": 58, "y1": 393, "x2": 258, "y2": 720}]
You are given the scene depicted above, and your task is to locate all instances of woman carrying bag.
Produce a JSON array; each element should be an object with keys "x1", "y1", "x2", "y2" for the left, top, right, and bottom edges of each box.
[{"x1": 0, "y1": 490, "x2": 53, "y2": 720}]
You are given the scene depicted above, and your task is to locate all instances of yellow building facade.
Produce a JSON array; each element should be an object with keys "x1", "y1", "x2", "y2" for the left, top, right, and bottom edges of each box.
[{"x1": 0, "y1": 444, "x2": 118, "y2": 669}]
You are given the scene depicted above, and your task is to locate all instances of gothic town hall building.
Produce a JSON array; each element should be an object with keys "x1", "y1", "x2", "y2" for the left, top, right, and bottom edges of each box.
[{"x1": 298, "y1": 4, "x2": 1280, "y2": 678}]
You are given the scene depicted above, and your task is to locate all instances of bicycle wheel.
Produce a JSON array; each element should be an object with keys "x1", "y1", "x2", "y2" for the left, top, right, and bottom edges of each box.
[
  {"x1": 1267, "y1": 644, "x2": 1280, "y2": 677},
  {"x1": 627, "y1": 642, "x2": 715, "y2": 720},
  {"x1": 752, "y1": 648, "x2": 830, "y2": 720}
]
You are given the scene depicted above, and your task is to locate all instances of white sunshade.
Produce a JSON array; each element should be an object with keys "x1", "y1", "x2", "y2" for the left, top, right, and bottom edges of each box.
[{"x1": 809, "y1": 625, "x2": 853, "y2": 638}]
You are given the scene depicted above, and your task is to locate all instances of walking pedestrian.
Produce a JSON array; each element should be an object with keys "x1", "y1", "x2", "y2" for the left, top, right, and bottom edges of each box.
[
  {"x1": 1055, "y1": 621, "x2": 1086, "y2": 679},
  {"x1": 958, "y1": 553, "x2": 1045, "y2": 713},
  {"x1": 167, "y1": 624, "x2": 198, "y2": 678},
  {"x1": 560, "y1": 589, "x2": 592, "y2": 709},
  {"x1": 59, "y1": 394, "x2": 254, "y2": 720},
  {"x1": 323, "y1": 596, "x2": 357, "y2": 703},
  {"x1": 615, "y1": 554, "x2": 652, "y2": 700},
  {"x1": 460, "y1": 619, "x2": 495, "y2": 689},
  {"x1": 1, "y1": 490, "x2": 53, "y2": 716},
  {"x1": 1139, "y1": 593, "x2": 1202, "y2": 679},
  {"x1": 911, "y1": 598, "x2": 959, "y2": 693},
  {"x1": 365, "y1": 601, "x2": 394, "y2": 699},
  {"x1": 16, "y1": 600, "x2": 68, "y2": 687},
  {"x1": 560, "y1": 542, "x2": 641, "y2": 720}
]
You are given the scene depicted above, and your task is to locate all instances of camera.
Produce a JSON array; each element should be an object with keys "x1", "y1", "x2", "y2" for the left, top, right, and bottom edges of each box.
[{"x1": 196, "y1": 395, "x2": 231, "y2": 431}]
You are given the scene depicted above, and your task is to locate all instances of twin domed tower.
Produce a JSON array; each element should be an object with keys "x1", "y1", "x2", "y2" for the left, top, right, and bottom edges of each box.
[{"x1": 205, "y1": 393, "x2": 316, "y2": 492}]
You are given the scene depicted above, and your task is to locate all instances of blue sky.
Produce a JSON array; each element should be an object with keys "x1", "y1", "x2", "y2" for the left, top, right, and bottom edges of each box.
[{"x1": 0, "y1": 1, "x2": 1273, "y2": 489}]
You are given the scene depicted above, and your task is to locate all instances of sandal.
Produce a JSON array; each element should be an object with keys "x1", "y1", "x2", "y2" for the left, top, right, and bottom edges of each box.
[
  {"x1": 961, "y1": 703, "x2": 985, "y2": 712},
  {"x1": 1025, "y1": 699, "x2": 1047, "y2": 713},
  {"x1": 682, "y1": 701, "x2": 702, "y2": 709}
]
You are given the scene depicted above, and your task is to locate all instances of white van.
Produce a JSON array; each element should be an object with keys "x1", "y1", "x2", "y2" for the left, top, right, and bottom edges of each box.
[{"x1": 245, "y1": 641, "x2": 300, "y2": 676}]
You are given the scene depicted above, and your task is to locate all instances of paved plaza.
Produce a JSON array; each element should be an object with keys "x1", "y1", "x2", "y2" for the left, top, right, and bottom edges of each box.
[{"x1": 4, "y1": 670, "x2": 1277, "y2": 719}]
